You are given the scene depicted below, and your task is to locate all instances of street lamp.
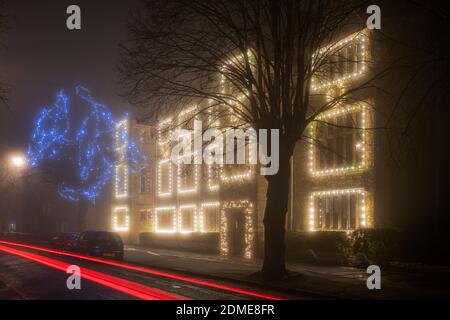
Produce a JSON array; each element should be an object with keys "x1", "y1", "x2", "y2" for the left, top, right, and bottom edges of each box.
[
  {"x1": 11, "y1": 156, "x2": 26, "y2": 169},
  {"x1": 3, "y1": 153, "x2": 28, "y2": 233},
  {"x1": 9, "y1": 154, "x2": 27, "y2": 171}
]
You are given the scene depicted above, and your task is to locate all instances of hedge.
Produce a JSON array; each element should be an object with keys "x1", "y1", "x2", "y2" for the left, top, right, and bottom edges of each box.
[
  {"x1": 285, "y1": 228, "x2": 403, "y2": 265},
  {"x1": 285, "y1": 231, "x2": 348, "y2": 264},
  {"x1": 139, "y1": 232, "x2": 220, "y2": 254}
]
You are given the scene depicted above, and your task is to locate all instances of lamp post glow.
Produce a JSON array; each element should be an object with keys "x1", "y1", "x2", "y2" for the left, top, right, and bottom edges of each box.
[
  {"x1": 8, "y1": 154, "x2": 27, "y2": 172},
  {"x1": 3, "y1": 153, "x2": 27, "y2": 234},
  {"x1": 11, "y1": 156, "x2": 26, "y2": 169}
]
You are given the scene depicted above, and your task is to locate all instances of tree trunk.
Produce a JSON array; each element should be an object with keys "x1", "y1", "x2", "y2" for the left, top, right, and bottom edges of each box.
[{"x1": 261, "y1": 150, "x2": 291, "y2": 280}]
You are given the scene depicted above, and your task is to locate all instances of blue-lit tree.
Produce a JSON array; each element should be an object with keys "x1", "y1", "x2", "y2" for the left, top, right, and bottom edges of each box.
[
  {"x1": 57, "y1": 86, "x2": 117, "y2": 203},
  {"x1": 28, "y1": 86, "x2": 146, "y2": 229},
  {"x1": 27, "y1": 90, "x2": 71, "y2": 168}
]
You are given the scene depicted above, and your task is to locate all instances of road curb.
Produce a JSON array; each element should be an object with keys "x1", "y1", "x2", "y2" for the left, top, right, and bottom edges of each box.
[{"x1": 125, "y1": 259, "x2": 343, "y2": 300}]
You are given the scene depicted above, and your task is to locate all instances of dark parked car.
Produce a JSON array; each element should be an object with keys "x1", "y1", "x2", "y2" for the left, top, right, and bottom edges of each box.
[
  {"x1": 75, "y1": 231, "x2": 124, "y2": 260},
  {"x1": 51, "y1": 232, "x2": 80, "y2": 251}
]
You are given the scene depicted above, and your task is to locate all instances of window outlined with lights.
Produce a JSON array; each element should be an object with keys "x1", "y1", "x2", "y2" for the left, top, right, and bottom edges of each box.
[
  {"x1": 112, "y1": 206, "x2": 129, "y2": 232},
  {"x1": 114, "y1": 119, "x2": 129, "y2": 199},
  {"x1": 157, "y1": 159, "x2": 172, "y2": 198},
  {"x1": 178, "y1": 204, "x2": 197, "y2": 234},
  {"x1": 219, "y1": 57, "x2": 256, "y2": 185},
  {"x1": 207, "y1": 159, "x2": 221, "y2": 192},
  {"x1": 114, "y1": 164, "x2": 128, "y2": 198},
  {"x1": 157, "y1": 118, "x2": 172, "y2": 148},
  {"x1": 308, "y1": 188, "x2": 368, "y2": 231},
  {"x1": 154, "y1": 207, "x2": 177, "y2": 233},
  {"x1": 115, "y1": 119, "x2": 129, "y2": 150},
  {"x1": 309, "y1": 103, "x2": 372, "y2": 177},
  {"x1": 139, "y1": 209, "x2": 152, "y2": 229},
  {"x1": 175, "y1": 107, "x2": 200, "y2": 195},
  {"x1": 311, "y1": 29, "x2": 369, "y2": 93},
  {"x1": 220, "y1": 135, "x2": 255, "y2": 184},
  {"x1": 204, "y1": 105, "x2": 222, "y2": 192},
  {"x1": 177, "y1": 152, "x2": 199, "y2": 195},
  {"x1": 140, "y1": 169, "x2": 152, "y2": 194},
  {"x1": 200, "y1": 202, "x2": 220, "y2": 232}
]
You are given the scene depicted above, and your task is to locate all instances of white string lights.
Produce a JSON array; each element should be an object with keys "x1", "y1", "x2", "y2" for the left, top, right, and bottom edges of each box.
[
  {"x1": 157, "y1": 118, "x2": 172, "y2": 147},
  {"x1": 205, "y1": 106, "x2": 222, "y2": 192},
  {"x1": 220, "y1": 209, "x2": 229, "y2": 255},
  {"x1": 112, "y1": 206, "x2": 129, "y2": 232},
  {"x1": 307, "y1": 29, "x2": 373, "y2": 233},
  {"x1": 309, "y1": 188, "x2": 367, "y2": 232},
  {"x1": 177, "y1": 152, "x2": 199, "y2": 194},
  {"x1": 361, "y1": 106, "x2": 368, "y2": 169},
  {"x1": 155, "y1": 109, "x2": 203, "y2": 237},
  {"x1": 114, "y1": 119, "x2": 129, "y2": 199},
  {"x1": 178, "y1": 204, "x2": 198, "y2": 234},
  {"x1": 154, "y1": 206, "x2": 177, "y2": 233},
  {"x1": 114, "y1": 164, "x2": 129, "y2": 199},
  {"x1": 309, "y1": 103, "x2": 370, "y2": 177},
  {"x1": 207, "y1": 163, "x2": 221, "y2": 192},
  {"x1": 177, "y1": 108, "x2": 200, "y2": 195},
  {"x1": 200, "y1": 202, "x2": 220, "y2": 233},
  {"x1": 218, "y1": 73, "x2": 255, "y2": 184},
  {"x1": 220, "y1": 164, "x2": 254, "y2": 183},
  {"x1": 221, "y1": 200, "x2": 254, "y2": 259},
  {"x1": 311, "y1": 29, "x2": 369, "y2": 92},
  {"x1": 158, "y1": 159, "x2": 173, "y2": 197},
  {"x1": 114, "y1": 32, "x2": 373, "y2": 257},
  {"x1": 150, "y1": 54, "x2": 256, "y2": 259},
  {"x1": 217, "y1": 58, "x2": 256, "y2": 259}
]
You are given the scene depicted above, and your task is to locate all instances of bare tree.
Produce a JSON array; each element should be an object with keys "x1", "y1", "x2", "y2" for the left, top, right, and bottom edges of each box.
[
  {"x1": 378, "y1": 0, "x2": 450, "y2": 166},
  {"x1": 0, "y1": 0, "x2": 9, "y2": 108},
  {"x1": 0, "y1": 162, "x2": 15, "y2": 231},
  {"x1": 120, "y1": 0, "x2": 388, "y2": 279}
]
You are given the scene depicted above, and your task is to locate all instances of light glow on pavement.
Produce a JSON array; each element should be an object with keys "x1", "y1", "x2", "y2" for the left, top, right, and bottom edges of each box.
[
  {"x1": 0, "y1": 244, "x2": 184, "y2": 300},
  {"x1": 0, "y1": 240, "x2": 283, "y2": 300}
]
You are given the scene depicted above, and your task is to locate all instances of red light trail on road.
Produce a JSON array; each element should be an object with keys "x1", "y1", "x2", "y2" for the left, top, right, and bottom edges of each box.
[
  {"x1": 0, "y1": 240, "x2": 283, "y2": 300},
  {"x1": 0, "y1": 244, "x2": 184, "y2": 300}
]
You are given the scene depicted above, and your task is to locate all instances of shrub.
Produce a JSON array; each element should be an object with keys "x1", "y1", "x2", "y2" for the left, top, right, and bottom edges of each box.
[{"x1": 339, "y1": 228, "x2": 403, "y2": 266}]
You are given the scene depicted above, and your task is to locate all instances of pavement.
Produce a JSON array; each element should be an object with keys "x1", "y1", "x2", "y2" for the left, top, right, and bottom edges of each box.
[{"x1": 124, "y1": 245, "x2": 450, "y2": 299}]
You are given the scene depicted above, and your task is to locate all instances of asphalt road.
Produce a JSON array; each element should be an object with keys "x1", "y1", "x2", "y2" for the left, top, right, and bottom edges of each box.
[
  {"x1": 0, "y1": 241, "x2": 290, "y2": 300},
  {"x1": 0, "y1": 251, "x2": 134, "y2": 300}
]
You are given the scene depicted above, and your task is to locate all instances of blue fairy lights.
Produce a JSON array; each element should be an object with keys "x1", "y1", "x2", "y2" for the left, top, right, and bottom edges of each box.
[{"x1": 28, "y1": 86, "x2": 147, "y2": 202}]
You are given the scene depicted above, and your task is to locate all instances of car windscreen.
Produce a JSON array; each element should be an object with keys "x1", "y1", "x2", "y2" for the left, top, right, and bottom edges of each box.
[
  {"x1": 64, "y1": 233, "x2": 79, "y2": 240},
  {"x1": 94, "y1": 232, "x2": 122, "y2": 244}
]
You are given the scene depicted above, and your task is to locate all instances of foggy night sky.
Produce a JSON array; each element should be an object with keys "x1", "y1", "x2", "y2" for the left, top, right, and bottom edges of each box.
[{"x1": 0, "y1": 0, "x2": 140, "y2": 154}]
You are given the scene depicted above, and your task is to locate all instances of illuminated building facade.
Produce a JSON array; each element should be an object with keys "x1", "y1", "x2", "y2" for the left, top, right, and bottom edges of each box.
[
  {"x1": 290, "y1": 29, "x2": 375, "y2": 232},
  {"x1": 153, "y1": 106, "x2": 259, "y2": 259},
  {"x1": 111, "y1": 119, "x2": 155, "y2": 243},
  {"x1": 111, "y1": 29, "x2": 375, "y2": 258}
]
